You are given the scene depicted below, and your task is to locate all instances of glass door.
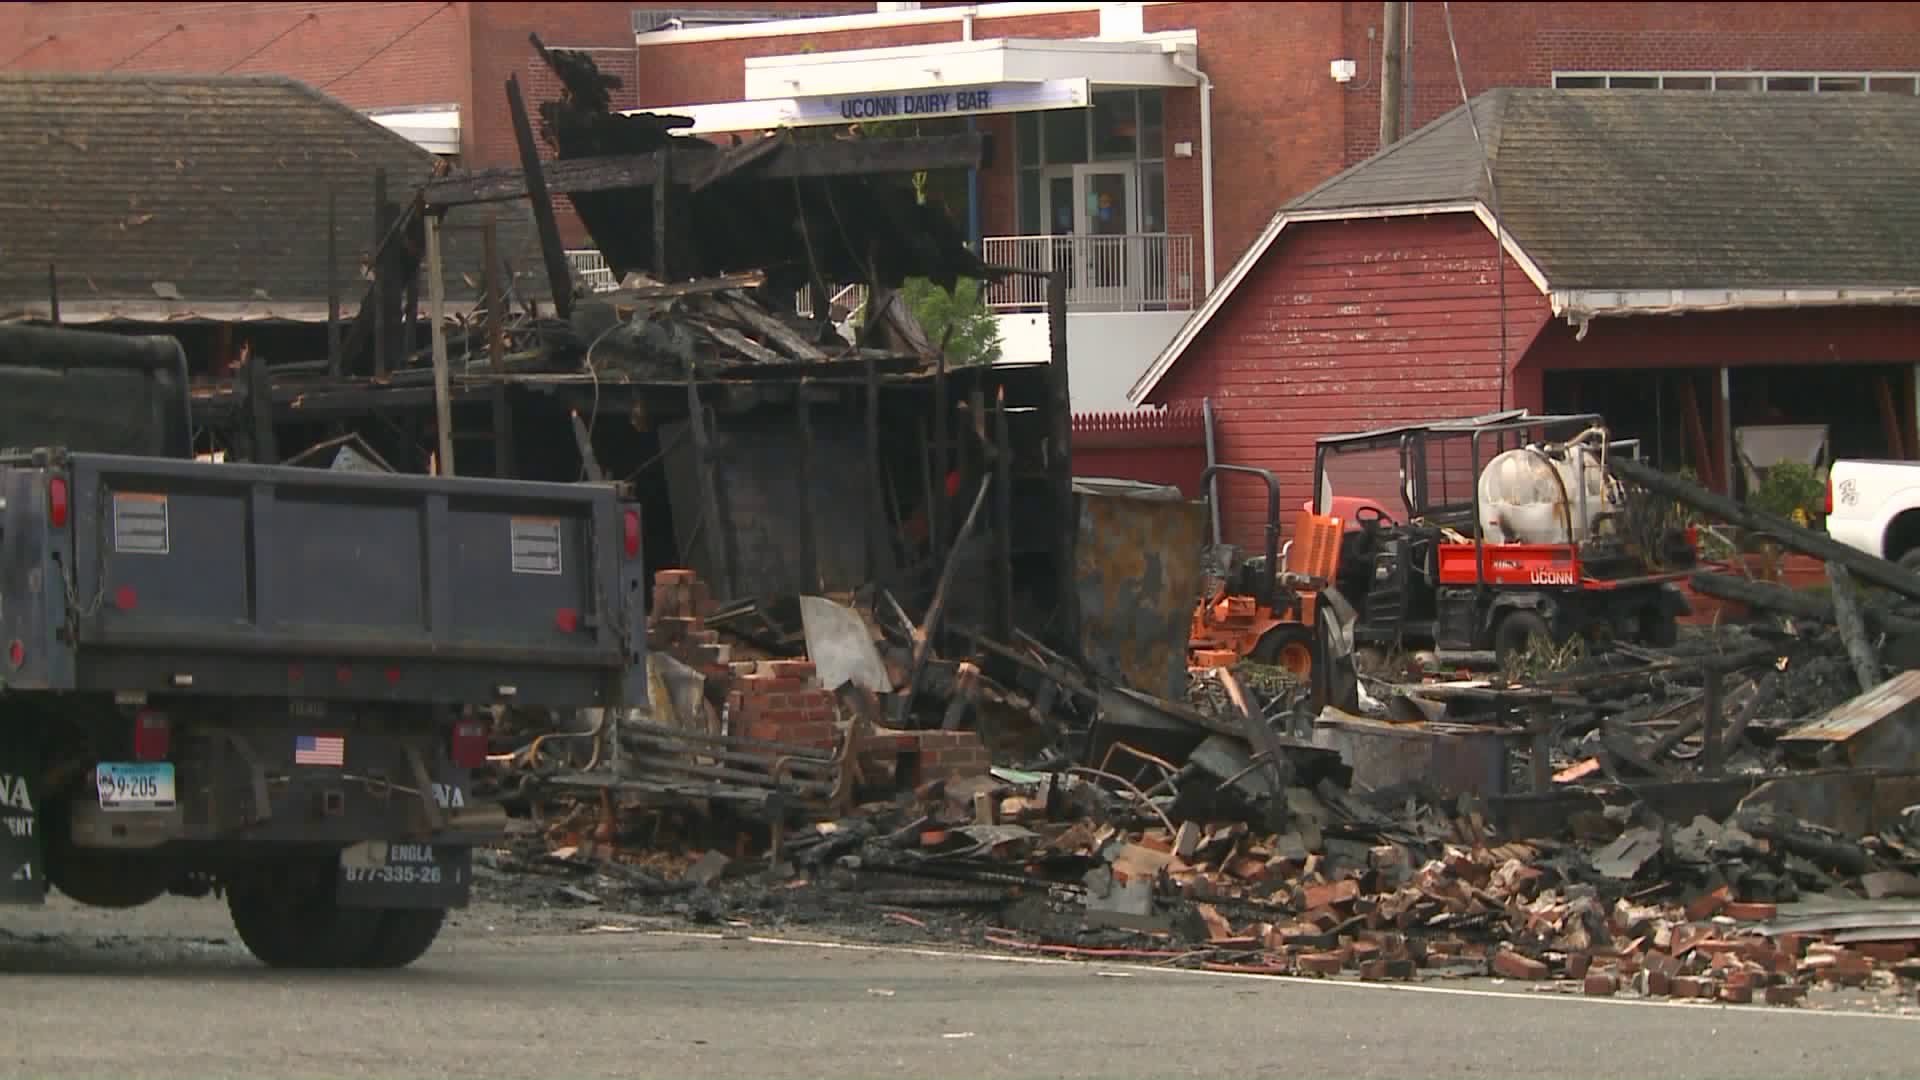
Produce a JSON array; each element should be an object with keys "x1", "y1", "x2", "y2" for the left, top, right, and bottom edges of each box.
[{"x1": 1072, "y1": 163, "x2": 1134, "y2": 309}]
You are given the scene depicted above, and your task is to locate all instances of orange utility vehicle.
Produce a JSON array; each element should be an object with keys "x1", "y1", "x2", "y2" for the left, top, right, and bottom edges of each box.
[
  {"x1": 1187, "y1": 464, "x2": 1344, "y2": 680},
  {"x1": 1311, "y1": 412, "x2": 1696, "y2": 674}
]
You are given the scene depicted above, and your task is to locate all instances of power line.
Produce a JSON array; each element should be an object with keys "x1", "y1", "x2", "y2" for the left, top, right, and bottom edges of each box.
[
  {"x1": 106, "y1": 23, "x2": 185, "y2": 72},
  {"x1": 221, "y1": 12, "x2": 318, "y2": 74},
  {"x1": 1441, "y1": 1, "x2": 1509, "y2": 412},
  {"x1": 1, "y1": 34, "x2": 57, "y2": 70},
  {"x1": 321, "y1": 2, "x2": 452, "y2": 90}
]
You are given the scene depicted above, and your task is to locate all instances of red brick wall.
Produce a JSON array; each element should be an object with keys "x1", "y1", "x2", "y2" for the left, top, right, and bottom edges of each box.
[
  {"x1": 1145, "y1": 212, "x2": 1551, "y2": 550},
  {"x1": 1339, "y1": 1, "x2": 1920, "y2": 164},
  {"x1": 1, "y1": 1, "x2": 471, "y2": 111}
]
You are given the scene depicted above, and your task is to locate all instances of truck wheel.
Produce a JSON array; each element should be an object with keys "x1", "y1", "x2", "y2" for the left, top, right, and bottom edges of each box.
[
  {"x1": 227, "y1": 864, "x2": 380, "y2": 969},
  {"x1": 1642, "y1": 610, "x2": 1679, "y2": 648},
  {"x1": 1493, "y1": 611, "x2": 1552, "y2": 661},
  {"x1": 358, "y1": 908, "x2": 448, "y2": 969},
  {"x1": 1251, "y1": 625, "x2": 1315, "y2": 680}
]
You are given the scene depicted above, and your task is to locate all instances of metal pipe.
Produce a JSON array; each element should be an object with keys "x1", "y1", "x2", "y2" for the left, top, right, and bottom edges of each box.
[
  {"x1": 1202, "y1": 396, "x2": 1222, "y2": 545},
  {"x1": 1201, "y1": 464, "x2": 1280, "y2": 607},
  {"x1": 1169, "y1": 51, "x2": 1216, "y2": 294}
]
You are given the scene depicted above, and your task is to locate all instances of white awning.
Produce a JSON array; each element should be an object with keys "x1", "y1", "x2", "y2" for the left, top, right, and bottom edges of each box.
[
  {"x1": 365, "y1": 106, "x2": 461, "y2": 155},
  {"x1": 626, "y1": 33, "x2": 1197, "y2": 135}
]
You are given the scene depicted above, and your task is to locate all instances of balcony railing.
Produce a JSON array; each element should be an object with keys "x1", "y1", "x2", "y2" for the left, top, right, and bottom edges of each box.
[
  {"x1": 566, "y1": 249, "x2": 621, "y2": 293},
  {"x1": 981, "y1": 233, "x2": 1195, "y2": 313}
]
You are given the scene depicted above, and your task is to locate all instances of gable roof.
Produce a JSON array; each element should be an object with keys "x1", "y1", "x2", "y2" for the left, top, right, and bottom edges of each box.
[
  {"x1": 0, "y1": 72, "x2": 545, "y2": 323},
  {"x1": 1129, "y1": 88, "x2": 1920, "y2": 405}
]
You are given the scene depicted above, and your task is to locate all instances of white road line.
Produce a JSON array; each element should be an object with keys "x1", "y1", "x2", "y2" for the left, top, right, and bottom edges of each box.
[{"x1": 641, "y1": 929, "x2": 1920, "y2": 1023}]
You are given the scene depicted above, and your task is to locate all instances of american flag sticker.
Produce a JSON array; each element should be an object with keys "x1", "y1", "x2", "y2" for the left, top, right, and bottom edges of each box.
[{"x1": 294, "y1": 733, "x2": 346, "y2": 767}]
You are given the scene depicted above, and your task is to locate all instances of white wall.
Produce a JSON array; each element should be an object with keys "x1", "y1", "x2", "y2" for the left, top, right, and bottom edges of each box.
[{"x1": 993, "y1": 310, "x2": 1191, "y2": 413}]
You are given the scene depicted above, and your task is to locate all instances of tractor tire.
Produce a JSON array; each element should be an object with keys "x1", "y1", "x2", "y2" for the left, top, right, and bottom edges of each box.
[
  {"x1": 358, "y1": 908, "x2": 448, "y2": 969},
  {"x1": 1251, "y1": 625, "x2": 1315, "y2": 681},
  {"x1": 227, "y1": 861, "x2": 381, "y2": 970},
  {"x1": 1492, "y1": 610, "x2": 1552, "y2": 661}
]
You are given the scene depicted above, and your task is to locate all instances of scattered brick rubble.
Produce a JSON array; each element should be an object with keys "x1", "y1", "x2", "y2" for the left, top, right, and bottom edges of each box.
[{"x1": 470, "y1": 575, "x2": 1920, "y2": 1007}]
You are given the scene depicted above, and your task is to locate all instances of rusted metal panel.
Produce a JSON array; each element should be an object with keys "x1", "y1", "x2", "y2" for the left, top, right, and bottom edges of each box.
[{"x1": 1073, "y1": 479, "x2": 1209, "y2": 701}]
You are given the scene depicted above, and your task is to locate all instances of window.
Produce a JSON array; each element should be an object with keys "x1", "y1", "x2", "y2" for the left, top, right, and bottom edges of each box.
[
  {"x1": 1554, "y1": 70, "x2": 1920, "y2": 94},
  {"x1": 1014, "y1": 90, "x2": 1168, "y2": 237}
]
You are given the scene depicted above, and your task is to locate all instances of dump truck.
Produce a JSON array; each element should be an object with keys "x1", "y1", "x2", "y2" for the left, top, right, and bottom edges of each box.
[{"x1": 0, "y1": 325, "x2": 647, "y2": 968}]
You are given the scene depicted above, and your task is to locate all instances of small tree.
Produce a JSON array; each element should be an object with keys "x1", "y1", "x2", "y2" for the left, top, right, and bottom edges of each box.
[{"x1": 899, "y1": 276, "x2": 1002, "y2": 366}]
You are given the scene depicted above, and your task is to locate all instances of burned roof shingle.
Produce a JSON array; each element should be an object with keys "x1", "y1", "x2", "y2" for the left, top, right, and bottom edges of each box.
[{"x1": 0, "y1": 71, "x2": 545, "y2": 321}]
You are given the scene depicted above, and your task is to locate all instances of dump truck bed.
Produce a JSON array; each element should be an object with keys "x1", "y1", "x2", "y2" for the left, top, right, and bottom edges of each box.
[{"x1": 2, "y1": 451, "x2": 647, "y2": 708}]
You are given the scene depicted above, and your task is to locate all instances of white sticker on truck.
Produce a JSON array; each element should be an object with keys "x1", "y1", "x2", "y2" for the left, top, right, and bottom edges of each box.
[
  {"x1": 112, "y1": 493, "x2": 171, "y2": 555},
  {"x1": 510, "y1": 517, "x2": 563, "y2": 576}
]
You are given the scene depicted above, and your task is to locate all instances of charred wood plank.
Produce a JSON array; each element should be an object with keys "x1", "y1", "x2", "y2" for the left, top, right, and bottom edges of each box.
[
  {"x1": 693, "y1": 320, "x2": 784, "y2": 364},
  {"x1": 422, "y1": 133, "x2": 990, "y2": 207},
  {"x1": 1689, "y1": 572, "x2": 1920, "y2": 636},
  {"x1": 1827, "y1": 562, "x2": 1884, "y2": 692},
  {"x1": 718, "y1": 296, "x2": 831, "y2": 362}
]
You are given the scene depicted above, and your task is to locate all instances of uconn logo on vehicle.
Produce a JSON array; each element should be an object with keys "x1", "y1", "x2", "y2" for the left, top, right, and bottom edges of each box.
[{"x1": 1529, "y1": 567, "x2": 1577, "y2": 586}]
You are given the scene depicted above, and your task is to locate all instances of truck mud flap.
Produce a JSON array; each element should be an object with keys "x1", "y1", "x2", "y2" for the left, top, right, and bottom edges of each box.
[
  {"x1": 335, "y1": 840, "x2": 472, "y2": 910},
  {"x1": 0, "y1": 741, "x2": 44, "y2": 904}
]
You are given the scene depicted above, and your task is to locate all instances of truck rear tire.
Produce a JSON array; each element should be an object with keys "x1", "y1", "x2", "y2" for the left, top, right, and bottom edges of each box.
[
  {"x1": 227, "y1": 863, "x2": 381, "y2": 969},
  {"x1": 1493, "y1": 610, "x2": 1552, "y2": 661},
  {"x1": 359, "y1": 908, "x2": 447, "y2": 969}
]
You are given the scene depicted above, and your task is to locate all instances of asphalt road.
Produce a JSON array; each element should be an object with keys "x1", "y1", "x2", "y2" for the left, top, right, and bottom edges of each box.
[{"x1": 1, "y1": 897, "x2": 1916, "y2": 1080}]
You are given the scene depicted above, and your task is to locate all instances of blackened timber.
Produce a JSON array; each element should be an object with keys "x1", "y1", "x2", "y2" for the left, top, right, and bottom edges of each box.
[
  {"x1": 992, "y1": 387, "x2": 1014, "y2": 641},
  {"x1": 931, "y1": 347, "x2": 949, "y2": 566},
  {"x1": 421, "y1": 133, "x2": 990, "y2": 207},
  {"x1": 483, "y1": 217, "x2": 516, "y2": 478},
  {"x1": 1045, "y1": 270, "x2": 1080, "y2": 656},
  {"x1": 244, "y1": 351, "x2": 278, "y2": 465},
  {"x1": 685, "y1": 378, "x2": 737, "y2": 599},
  {"x1": 796, "y1": 382, "x2": 821, "y2": 593},
  {"x1": 372, "y1": 168, "x2": 393, "y2": 376},
  {"x1": 864, "y1": 352, "x2": 884, "y2": 585},
  {"x1": 652, "y1": 149, "x2": 670, "y2": 281},
  {"x1": 46, "y1": 263, "x2": 58, "y2": 324},
  {"x1": 506, "y1": 74, "x2": 575, "y2": 320}
]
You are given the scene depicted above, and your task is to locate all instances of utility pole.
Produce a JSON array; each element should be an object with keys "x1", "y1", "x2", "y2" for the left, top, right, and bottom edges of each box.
[{"x1": 1380, "y1": 1, "x2": 1406, "y2": 149}]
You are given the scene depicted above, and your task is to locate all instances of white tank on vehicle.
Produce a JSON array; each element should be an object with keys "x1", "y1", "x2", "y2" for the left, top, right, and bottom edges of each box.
[{"x1": 1477, "y1": 433, "x2": 1613, "y2": 545}]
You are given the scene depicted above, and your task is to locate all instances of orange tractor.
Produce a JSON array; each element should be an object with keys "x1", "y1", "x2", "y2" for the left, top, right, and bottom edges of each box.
[{"x1": 1187, "y1": 464, "x2": 1345, "y2": 681}]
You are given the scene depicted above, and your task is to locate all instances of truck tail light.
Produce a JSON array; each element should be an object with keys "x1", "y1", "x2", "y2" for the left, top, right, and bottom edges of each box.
[
  {"x1": 133, "y1": 709, "x2": 170, "y2": 762},
  {"x1": 1825, "y1": 474, "x2": 1834, "y2": 516},
  {"x1": 451, "y1": 716, "x2": 489, "y2": 769},
  {"x1": 623, "y1": 509, "x2": 641, "y2": 559},
  {"x1": 48, "y1": 476, "x2": 68, "y2": 528}
]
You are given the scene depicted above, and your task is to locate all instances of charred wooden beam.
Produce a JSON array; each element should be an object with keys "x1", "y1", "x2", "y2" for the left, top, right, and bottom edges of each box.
[
  {"x1": 1613, "y1": 455, "x2": 1920, "y2": 602},
  {"x1": 505, "y1": 74, "x2": 575, "y2": 320},
  {"x1": 421, "y1": 133, "x2": 990, "y2": 208},
  {"x1": 1045, "y1": 270, "x2": 1080, "y2": 656}
]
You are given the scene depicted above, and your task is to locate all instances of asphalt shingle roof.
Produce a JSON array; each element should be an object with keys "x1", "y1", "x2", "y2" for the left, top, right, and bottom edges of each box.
[
  {"x1": 0, "y1": 72, "x2": 544, "y2": 321},
  {"x1": 1288, "y1": 88, "x2": 1920, "y2": 291}
]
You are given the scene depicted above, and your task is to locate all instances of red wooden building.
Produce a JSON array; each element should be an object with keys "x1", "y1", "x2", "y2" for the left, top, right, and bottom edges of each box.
[{"x1": 1129, "y1": 88, "x2": 1920, "y2": 552}]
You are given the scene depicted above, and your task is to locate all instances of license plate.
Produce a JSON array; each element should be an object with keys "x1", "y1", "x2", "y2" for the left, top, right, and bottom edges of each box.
[{"x1": 95, "y1": 763, "x2": 176, "y2": 811}]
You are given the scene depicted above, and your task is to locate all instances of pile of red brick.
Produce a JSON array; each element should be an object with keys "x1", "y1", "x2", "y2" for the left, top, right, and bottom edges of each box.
[{"x1": 645, "y1": 569, "x2": 991, "y2": 785}]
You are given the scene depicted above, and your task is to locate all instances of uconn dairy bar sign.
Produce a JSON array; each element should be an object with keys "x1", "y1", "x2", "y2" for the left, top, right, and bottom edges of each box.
[{"x1": 791, "y1": 79, "x2": 1088, "y2": 125}]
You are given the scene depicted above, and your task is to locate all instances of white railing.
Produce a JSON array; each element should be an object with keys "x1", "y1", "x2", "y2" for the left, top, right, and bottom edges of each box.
[
  {"x1": 566, "y1": 249, "x2": 621, "y2": 293},
  {"x1": 981, "y1": 233, "x2": 1195, "y2": 312},
  {"x1": 794, "y1": 282, "x2": 868, "y2": 321}
]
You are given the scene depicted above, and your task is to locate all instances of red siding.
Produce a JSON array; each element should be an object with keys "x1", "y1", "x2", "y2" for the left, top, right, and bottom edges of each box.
[{"x1": 1145, "y1": 213, "x2": 1550, "y2": 552}]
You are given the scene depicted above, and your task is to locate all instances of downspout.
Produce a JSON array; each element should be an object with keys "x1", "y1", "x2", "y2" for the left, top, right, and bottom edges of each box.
[{"x1": 1169, "y1": 50, "x2": 1216, "y2": 294}]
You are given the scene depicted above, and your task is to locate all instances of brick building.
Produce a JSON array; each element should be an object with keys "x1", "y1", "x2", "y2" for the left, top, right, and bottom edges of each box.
[
  {"x1": 1130, "y1": 90, "x2": 1920, "y2": 552},
  {"x1": 7, "y1": 2, "x2": 1920, "y2": 408}
]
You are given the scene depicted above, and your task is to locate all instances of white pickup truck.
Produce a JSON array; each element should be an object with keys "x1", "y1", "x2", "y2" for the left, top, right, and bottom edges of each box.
[{"x1": 1827, "y1": 459, "x2": 1920, "y2": 570}]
